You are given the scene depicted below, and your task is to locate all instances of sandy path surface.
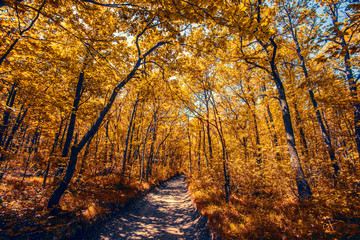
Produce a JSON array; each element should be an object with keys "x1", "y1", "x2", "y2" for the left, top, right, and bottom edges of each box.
[{"x1": 90, "y1": 175, "x2": 212, "y2": 240}]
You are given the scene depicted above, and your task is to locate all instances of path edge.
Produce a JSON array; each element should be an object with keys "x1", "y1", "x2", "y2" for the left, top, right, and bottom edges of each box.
[{"x1": 185, "y1": 174, "x2": 222, "y2": 240}]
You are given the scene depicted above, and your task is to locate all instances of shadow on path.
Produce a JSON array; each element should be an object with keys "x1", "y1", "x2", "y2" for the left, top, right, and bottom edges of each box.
[{"x1": 88, "y1": 175, "x2": 212, "y2": 240}]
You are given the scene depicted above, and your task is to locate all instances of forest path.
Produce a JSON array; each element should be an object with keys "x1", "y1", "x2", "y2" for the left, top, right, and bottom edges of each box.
[{"x1": 89, "y1": 175, "x2": 212, "y2": 240}]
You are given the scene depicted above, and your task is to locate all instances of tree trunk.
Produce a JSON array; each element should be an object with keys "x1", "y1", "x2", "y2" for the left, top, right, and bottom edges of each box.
[
  {"x1": 55, "y1": 72, "x2": 84, "y2": 179},
  {"x1": 205, "y1": 90, "x2": 213, "y2": 163},
  {"x1": 201, "y1": 121, "x2": 209, "y2": 168},
  {"x1": 146, "y1": 114, "x2": 157, "y2": 182},
  {"x1": 342, "y1": 43, "x2": 360, "y2": 162},
  {"x1": 140, "y1": 116, "x2": 154, "y2": 183},
  {"x1": 264, "y1": 104, "x2": 280, "y2": 160},
  {"x1": 47, "y1": 146, "x2": 79, "y2": 213},
  {"x1": 0, "y1": 105, "x2": 27, "y2": 166},
  {"x1": 211, "y1": 99, "x2": 230, "y2": 202},
  {"x1": 188, "y1": 117, "x2": 192, "y2": 178},
  {"x1": 252, "y1": 109, "x2": 261, "y2": 165},
  {"x1": 58, "y1": 120, "x2": 68, "y2": 151},
  {"x1": 122, "y1": 96, "x2": 139, "y2": 174},
  {"x1": 43, "y1": 118, "x2": 64, "y2": 187},
  {"x1": 293, "y1": 101, "x2": 309, "y2": 156},
  {"x1": 327, "y1": 4, "x2": 360, "y2": 162},
  {"x1": 289, "y1": 22, "x2": 339, "y2": 176},
  {"x1": 197, "y1": 127, "x2": 201, "y2": 178},
  {"x1": 21, "y1": 128, "x2": 40, "y2": 183},
  {"x1": 75, "y1": 136, "x2": 92, "y2": 185},
  {"x1": 0, "y1": 82, "x2": 17, "y2": 146},
  {"x1": 62, "y1": 72, "x2": 84, "y2": 158},
  {"x1": 270, "y1": 38, "x2": 312, "y2": 200}
]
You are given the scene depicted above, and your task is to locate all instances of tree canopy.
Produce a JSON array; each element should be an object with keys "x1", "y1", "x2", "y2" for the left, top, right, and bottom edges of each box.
[{"x1": 1, "y1": 0, "x2": 360, "y2": 239}]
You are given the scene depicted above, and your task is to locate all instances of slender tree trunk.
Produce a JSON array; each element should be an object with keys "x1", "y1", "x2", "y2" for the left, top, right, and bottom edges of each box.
[
  {"x1": 43, "y1": 118, "x2": 63, "y2": 187},
  {"x1": 211, "y1": 99, "x2": 230, "y2": 202},
  {"x1": 202, "y1": 121, "x2": 209, "y2": 168},
  {"x1": 0, "y1": 39, "x2": 20, "y2": 67},
  {"x1": 293, "y1": 101, "x2": 309, "y2": 156},
  {"x1": 153, "y1": 130, "x2": 171, "y2": 165},
  {"x1": 122, "y1": 96, "x2": 139, "y2": 174},
  {"x1": 127, "y1": 118, "x2": 136, "y2": 169},
  {"x1": 264, "y1": 104, "x2": 280, "y2": 160},
  {"x1": 327, "y1": 4, "x2": 360, "y2": 161},
  {"x1": 75, "y1": 136, "x2": 92, "y2": 185},
  {"x1": 62, "y1": 72, "x2": 84, "y2": 158},
  {"x1": 58, "y1": 120, "x2": 68, "y2": 151},
  {"x1": 342, "y1": 43, "x2": 360, "y2": 161},
  {"x1": 55, "y1": 72, "x2": 84, "y2": 179},
  {"x1": 22, "y1": 128, "x2": 40, "y2": 183},
  {"x1": 270, "y1": 38, "x2": 312, "y2": 200},
  {"x1": 146, "y1": 115, "x2": 157, "y2": 182},
  {"x1": 104, "y1": 121, "x2": 109, "y2": 167},
  {"x1": 140, "y1": 117, "x2": 154, "y2": 183},
  {"x1": 127, "y1": 116, "x2": 138, "y2": 179},
  {"x1": 266, "y1": 105, "x2": 278, "y2": 145},
  {"x1": 252, "y1": 109, "x2": 261, "y2": 165},
  {"x1": 15, "y1": 125, "x2": 28, "y2": 155},
  {"x1": 188, "y1": 117, "x2": 192, "y2": 178},
  {"x1": 197, "y1": 127, "x2": 201, "y2": 178},
  {"x1": 3, "y1": 107, "x2": 27, "y2": 150},
  {"x1": 205, "y1": 91, "x2": 213, "y2": 165},
  {"x1": 289, "y1": 22, "x2": 339, "y2": 176},
  {"x1": 243, "y1": 137, "x2": 248, "y2": 160},
  {"x1": 0, "y1": 82, "x2": 17, "y2": 146},
  {"x1": 0, "y1": 105, "x2": 27, "y2": 166}
]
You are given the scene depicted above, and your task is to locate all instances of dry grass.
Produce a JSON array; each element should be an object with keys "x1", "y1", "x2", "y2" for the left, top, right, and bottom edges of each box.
[{"x1": 188, "y1": 174, "x2": 360, "y2": 240}]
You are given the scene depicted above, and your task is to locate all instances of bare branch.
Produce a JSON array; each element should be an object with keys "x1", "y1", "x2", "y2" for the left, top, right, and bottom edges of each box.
[
  {"x1": 20, "y1": 0, "x2": 46, "y2": 35},
  {"x1": 80, "y1": 0, "x2": 143, "y2": 9}
]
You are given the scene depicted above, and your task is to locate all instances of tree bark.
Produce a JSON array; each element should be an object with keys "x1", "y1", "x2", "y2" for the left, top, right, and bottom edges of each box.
[
  {"x1": 211, "y1": 97, "x2": 230, "y2": 202},
  {"x1": 327, "y1": 3, "x2": 360, "y2": 162},
  {"x1": 122, "y1": 96, "x2": 139, "y2": 174},
  {"x1": 43, "y1": 118, "x2": 63, "y2": 187},
  {"x1": 293, "y1": 101, "x2": 309, "y2": 156},
  {"x1": 197, "y1": 127, "x2": 201, "y2": 178},
  {"x1": 252, "y1": 108, "x2": 261, "y2": 165},
  {"x1": 0, "y1": 105, "x2": 27, "y2": 164},
  {"x1": 287, "y1": 13, "x2": 339, "y2": 175},
  {"x1": 54, "y1": 72, "x2": 84, "y2": 179},
  {"x1": 201, "y1": 121, "x2": 209, "y2": 168},
  {"x1": 269, "y1": 38, "x2": 312, "y2": 200},
  {"x1": 21, "y1": 128, "x2": 40, "y2": 183},
  {"x1": 204, "y1": 90, "x2": 213, "y2": 164},
  {"x1": 0, "y1": 82, "x2": 17, "y2": 146},
  {"x1": 47, "y1": 146, "x2": 79, "y2": 213},
  {"x1": 188, "y1": 117, "x2": 192, "y2": 178},
  {"x1": 62, "y1": 72, "x2": 84, "y2": 158}
]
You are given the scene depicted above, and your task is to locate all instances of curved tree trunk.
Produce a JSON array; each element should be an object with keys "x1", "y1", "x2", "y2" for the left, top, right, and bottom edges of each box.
[{"x1": 48, "y1": 146, "x2": 79, "y2": 213}]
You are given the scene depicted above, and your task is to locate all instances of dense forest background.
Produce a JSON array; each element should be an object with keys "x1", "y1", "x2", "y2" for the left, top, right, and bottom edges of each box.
[{"x1": 1, "y1": 0, "x2": 360, "y2": 239}]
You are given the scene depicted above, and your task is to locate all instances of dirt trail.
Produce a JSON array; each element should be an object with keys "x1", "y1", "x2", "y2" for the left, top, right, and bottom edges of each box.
[{"x1": 89, "y1": 175, "x2": 212, "y2": 240}]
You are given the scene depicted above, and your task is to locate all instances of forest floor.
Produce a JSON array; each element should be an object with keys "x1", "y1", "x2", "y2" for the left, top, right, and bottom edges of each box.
[
  {"x1": 86, "y1": 174, "x2": 212, "y2": 240},
  {"x1": 1, "y1": 172, "x2": 185, "y2": 239}
]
